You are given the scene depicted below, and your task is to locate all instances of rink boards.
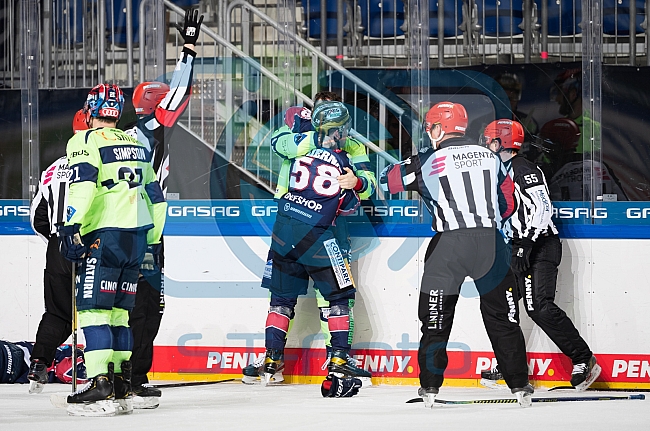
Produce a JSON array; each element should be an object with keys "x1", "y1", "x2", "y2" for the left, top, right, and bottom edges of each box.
[{"x1": 1, "y1": 199, "x2": 650, "y2": 388}]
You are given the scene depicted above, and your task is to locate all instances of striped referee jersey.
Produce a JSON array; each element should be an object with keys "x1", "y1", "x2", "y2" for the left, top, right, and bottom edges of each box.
[
  {"x1": 507, "y1": 156, "x2": 558, "y2": 241},
  {"x1": 30, "y1": 156, "x2": 71, "y2": 242},
  {"x1": 380, "y1": 137, "x2": 516, "y2": 232}
]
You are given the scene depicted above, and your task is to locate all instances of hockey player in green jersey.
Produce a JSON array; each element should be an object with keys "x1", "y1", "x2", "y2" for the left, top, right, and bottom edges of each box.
[
  {"x1": 243, "y1": 99, "x2": 375, "y2": 388},
  {"x1": 57, "y1": 84, "x2": 167, "y2": 417}
]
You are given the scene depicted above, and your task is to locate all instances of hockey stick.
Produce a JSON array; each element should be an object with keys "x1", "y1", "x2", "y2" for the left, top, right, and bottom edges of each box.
[
  {"x1": 406, "y1": 393, "x2": 645, "y2": 404},
  {"x1": 151, "y1": 378, "x2": 235, "y2": 388},
  {"x1": 71, "y1": 262, "x2": 78, "y2": 392},
  {"x1": 548, "y1": 386, "x2": 650, "y2": 392}
]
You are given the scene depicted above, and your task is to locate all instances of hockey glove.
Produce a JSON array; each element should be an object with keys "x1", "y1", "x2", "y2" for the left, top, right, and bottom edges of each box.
[
  {"x1": 321, "y1": 375, "x2": 362, "y2": 398},
  {"x1": 511, "y1": 238, "x2": 534, "y2": 273},
  {"x1": 175, "y1": 8, "x2": 204, "y2": 45},
  {"x1": 56, "y1": 224, "x2": 86, "y2": 263},
  {"x1": 140, "y1": 243, "x2": 162, "y2": 275}
]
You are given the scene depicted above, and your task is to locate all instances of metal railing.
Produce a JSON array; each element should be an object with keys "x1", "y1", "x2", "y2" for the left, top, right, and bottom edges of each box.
[{"x1": 165, "y1": 0, "x2": 401, "y2": 194}]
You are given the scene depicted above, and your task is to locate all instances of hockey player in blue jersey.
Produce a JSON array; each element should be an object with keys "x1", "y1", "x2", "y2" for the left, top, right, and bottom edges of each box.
[{"x1": 258, "y1": 101, "x2": 365, "y2": 397}]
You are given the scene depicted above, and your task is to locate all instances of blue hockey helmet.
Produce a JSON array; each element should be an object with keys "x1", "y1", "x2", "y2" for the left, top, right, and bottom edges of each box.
[{"x1": 84, "y1": 83, "x2": 124, "y2": 121}]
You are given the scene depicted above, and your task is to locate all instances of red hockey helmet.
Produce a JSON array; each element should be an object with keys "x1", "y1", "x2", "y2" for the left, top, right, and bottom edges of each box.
[
  {"x1": 133, "y1": 81, "x2": 171, "y2": 116},
  {"x1": 424, "y1": 102, "x2": 468, "y2": 135},
  {"x1": 483, "y1": 119, "x2": 524, "y2": 151},
  {"x1": 72, "y1": 109, "x2": 89, "y2": 133},
  {"x1": 84, "y1": 83, "x2": 124, "y2": 121},
  {"x1": 539, "y1": 118, "x2": 581, "y2": 151}
]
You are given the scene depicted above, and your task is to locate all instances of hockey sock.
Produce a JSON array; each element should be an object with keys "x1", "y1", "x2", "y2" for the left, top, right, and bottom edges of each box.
[
  {"x1": 328, "y1": 301, "x2": 352, "y2": 351},
  {"x1": 110, "y1": 308, "x2": 133, "y2": 373},
  {"x1": 79, "y1": 309, "x2": 114, "y2": 378},
  {"x1": 265, "y1": 305, "x2": 293, "y2": 351}
]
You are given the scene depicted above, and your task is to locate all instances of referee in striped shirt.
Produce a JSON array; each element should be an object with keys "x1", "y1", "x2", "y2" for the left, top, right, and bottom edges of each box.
[
  {"x1": 27, "y1": 110, "x2": 88, "y2": 385},
  {"x1": 481, "y1": 119, "x2": 600, "y2": 391},
  {"x1": 380, "y1": 102, "x2": 533, "y2": 406}
]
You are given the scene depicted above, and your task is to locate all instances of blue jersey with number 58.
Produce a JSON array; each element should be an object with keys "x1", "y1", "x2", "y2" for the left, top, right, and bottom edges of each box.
[{"x1": 278, "y1": 147, "x2": 359, "y2": 227}]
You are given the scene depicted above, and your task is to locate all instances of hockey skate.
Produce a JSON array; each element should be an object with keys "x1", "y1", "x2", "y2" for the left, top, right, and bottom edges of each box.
[
  {"x1": 262, "y1": 349, "x2": 285, "y2": 387},
  {"x1": 327, "y1": 349, "x2": 372, "y2": 387},
  {"x1": 571, "y1": 356, "x2": 601, "y2": 392},
  {"x1": 113, "y1": 361, "x2": 134, "y2": 415},
  {"x1": 132, "y1": 383, "x2": 162, "y2": 409},
  {"x1": 66, "y1": 371, "x2": 116, "y2": 417},
  {"x1": 511, "y1": 383, "x2": 534, "y2": 407},
  {"x1": 479, "y1": 366, "x2": 508, "y2": 390},
  {"x1": 27, "y1": 359, "x2": 48, "y2": 394},
  {"x1": 242, "y1": 350, "x2": 285, "y2": 385},
  {"x1": 418, "y1": 387, "x2": 439, "y2": 408}
]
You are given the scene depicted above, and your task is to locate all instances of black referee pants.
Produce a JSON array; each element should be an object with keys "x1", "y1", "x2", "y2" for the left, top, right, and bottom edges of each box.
[
  {"x1": 513, "y1": 234, "x2": 592, "y2": 365},
  {"x1": 417, "y1": 228, "x2": 529, "y2": 390},
  {"x1": 31, "y1": 238, "x2": 73, "y2": 366},
  {"x1": 130, "y1": 274, "x2": 165, "y2": 386}
]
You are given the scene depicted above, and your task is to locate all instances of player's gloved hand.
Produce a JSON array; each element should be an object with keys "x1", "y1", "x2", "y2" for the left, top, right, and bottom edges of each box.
[
  {"x1": 175, "y1": 8, "x2": 204, "y2": 45},
  {"x1": 140, "y1": 243, "x2": 162, "y2": 276},
  {"x1": 321, "y1": 375, "x2": 362, "y2": 398},
  {"x1": 511, "y1": 238, "x2": 534, "y2": 273},
  {"x1": 56, "y1": 224, "x2": 86, "y2": 263}
]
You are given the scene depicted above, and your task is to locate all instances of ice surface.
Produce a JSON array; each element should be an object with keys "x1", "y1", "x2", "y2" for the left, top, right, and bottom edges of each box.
[{"x1": 0, "y1": 382, "x2": 646, "y2": 431}]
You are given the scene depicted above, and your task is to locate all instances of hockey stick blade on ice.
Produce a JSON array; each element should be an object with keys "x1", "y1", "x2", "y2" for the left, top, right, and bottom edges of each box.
[
  {"x1": 406, "y1": 393, "x2": 645, "y2": 404},
  {"x1": 152, "y1": 378, "x2": 235, "y2": 388}
]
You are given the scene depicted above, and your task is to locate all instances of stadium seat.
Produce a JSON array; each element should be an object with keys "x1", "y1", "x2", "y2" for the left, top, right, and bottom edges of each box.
[
  {"x1": 546, "y1": 0, "x2": 582, "y2": 36},
  {"x1": 357, "y1": 0, "x2": 405, "y2": 37},
  {"x1": 603, "y1": 0, "x2": 646, "y2": 35},
  {"x1": 301, "y1": 0, "x2": 347, "y2": 39},
  {"x1": 476, "y1": 0, "x2": 523, "y2": 37},
  {"x1": 429, "y1": 0, "x2": 464, "y2": 38},
  {"x1": 55, "y1": 0, "x2": 85, "y2": 45},
  {"x1": 106, "y1": 0, "x2": 142, "y2": 46}
]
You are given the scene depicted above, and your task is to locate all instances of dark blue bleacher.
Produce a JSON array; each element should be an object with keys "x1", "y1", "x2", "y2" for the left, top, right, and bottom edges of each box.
[
  {"x1": 477, "y1": 0, "x2": 523, "y2": 37},
  {"x1": 106, "y1": 0, "x2": 142, "y2": 46},
  {"x1": 603, "y1": 0, "x2": 646, "y2": 35},
  {"x1": 429, "y1": 0, "x2": 463, "y2": 37},
  {"x1": 357, "y1": 0, "x2": 405, "y2": 37},
  {"x1": 106, "y1": 0, "x2": 199, "y2": 46},
  {"x1": 301, "y1": 0, "x2": 346, "y2": 39},
  {"x1": 356, "y1": 0, "x2": 462, "y2": 39},
  {"x1": 55, "y1": 0, "x2": 85, "y2": 45},
  {"x1": 546, "y1": 0, "x2": 582, "y2": 36}
]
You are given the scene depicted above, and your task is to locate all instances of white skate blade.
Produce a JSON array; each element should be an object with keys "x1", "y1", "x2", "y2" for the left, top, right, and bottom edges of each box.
[
  {"x1": 50, "y1": 392, "x2": 71, "y2": 409},
  {"x1": 574, "y1": 363, "x2": 602, "y2": 392},
  {"x1": 422, "y1": 393, "x2": 437, "y2": 408},
  {"x1": 115, "y1": 398, "x2": 134, "y2": 415},
  {"x1": 67, "y1": 400, "x2": 116, "y2": 417},
  {"x1": 515, "y1": 391, "x2": 532, "y2": 408},
  {"x1": 480, "y1": 378, "x2": 508, "y2": 390},
  {"x1": 133, "y1": 395, "x2": 160, "y2": 409},
  {"x1": 261, "y1": 372, "x2": 274, "y2": 387},
  {"x1": 242, "y1": 372, "x2": 284, "y2": 386},
  {"x1": 28, "y1": 380, "x2": 45, "y2": 394}
]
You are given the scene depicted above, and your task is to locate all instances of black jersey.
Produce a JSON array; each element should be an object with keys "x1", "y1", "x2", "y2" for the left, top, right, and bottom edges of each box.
[{"x1": 277, "y1": 147, "x2": 359, "y2": 227}]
